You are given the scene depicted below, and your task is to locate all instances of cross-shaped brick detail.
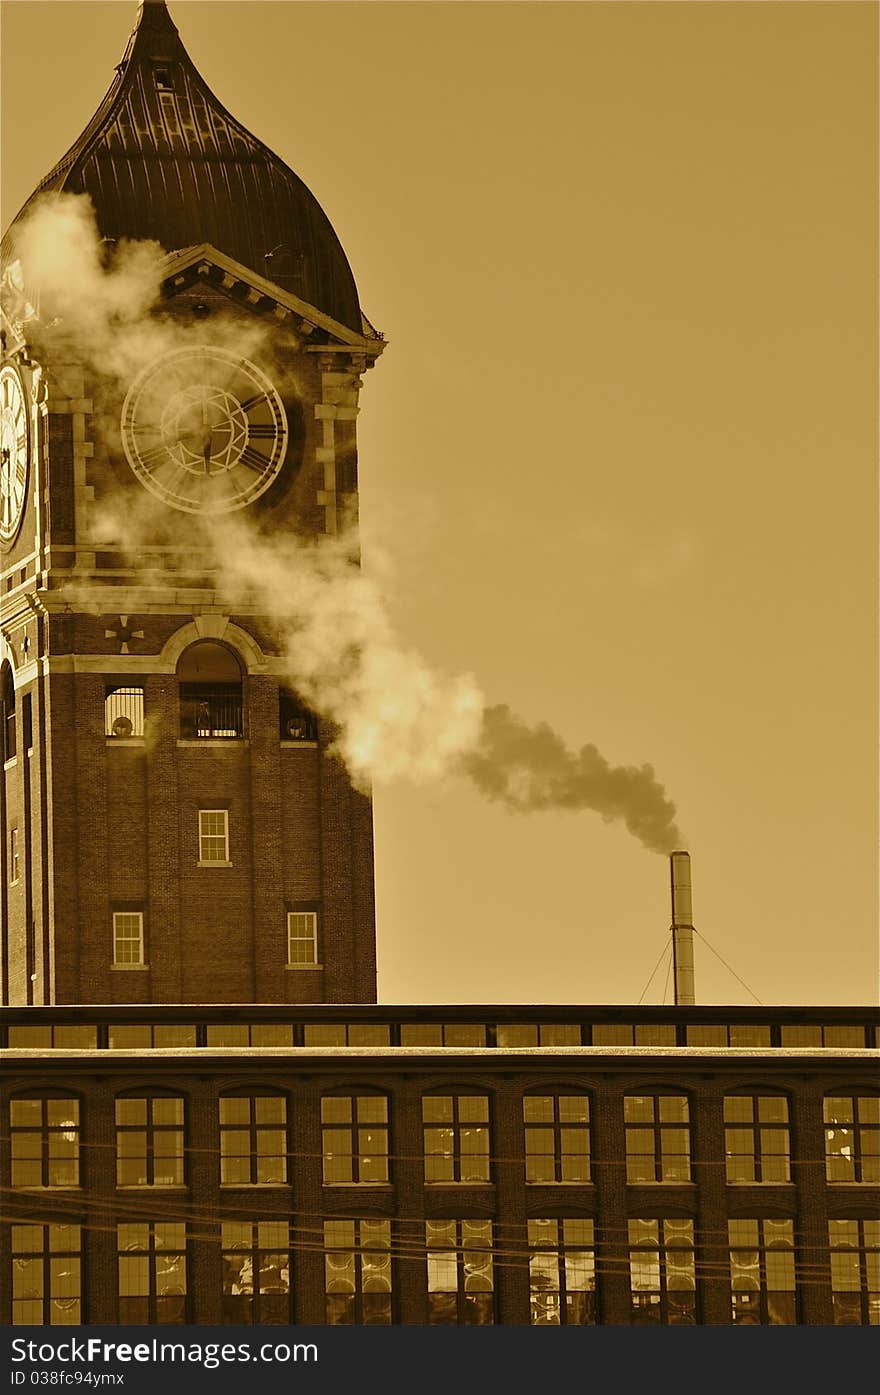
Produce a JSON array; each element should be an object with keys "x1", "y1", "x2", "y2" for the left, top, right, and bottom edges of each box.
[{"x1": 104, "y1": 614, "x2": 145, "y2": 656}]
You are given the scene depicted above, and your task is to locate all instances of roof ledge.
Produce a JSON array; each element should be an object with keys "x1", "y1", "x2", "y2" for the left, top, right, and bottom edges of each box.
[{"x1": 161, "y1": 245, "x2": 385, "y2": 357}]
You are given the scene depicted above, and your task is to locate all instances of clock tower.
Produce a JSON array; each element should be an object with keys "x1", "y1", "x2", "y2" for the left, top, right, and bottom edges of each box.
[{"x1": 0, "y1": 0, "x2": 384, "y2": 1006}]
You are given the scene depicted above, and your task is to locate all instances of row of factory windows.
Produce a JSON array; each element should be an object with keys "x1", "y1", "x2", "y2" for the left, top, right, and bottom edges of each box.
[
  {"x1": 6, "y1": 1092, "x2": 879, "y2": 1188},
  {"x1": 7, "y1": 1216, "x2": 879, "y2": 1327},
  {"x1": 6, "y1": 1018, "x2": 873, "y2": 1049}
]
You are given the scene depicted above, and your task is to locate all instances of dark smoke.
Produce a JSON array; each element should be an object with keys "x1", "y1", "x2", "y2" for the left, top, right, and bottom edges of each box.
[{"x1": 462, "y1": 705, "x2": 684, "y2": 854}]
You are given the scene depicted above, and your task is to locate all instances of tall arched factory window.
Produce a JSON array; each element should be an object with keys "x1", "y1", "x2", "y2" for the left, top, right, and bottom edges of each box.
[
  {"x1": 1, "y1": 663, "x2": 16, "y2": 761},
  {"x1": 178, "y1": 641, "x2": 243, "y2": 738}
]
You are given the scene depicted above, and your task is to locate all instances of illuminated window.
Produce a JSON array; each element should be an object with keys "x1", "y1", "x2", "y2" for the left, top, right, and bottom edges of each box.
[
  {"x1": 523, "y1": 1094, "x2": 590, "y2": 1183},
  {"x1": 222, "y1": 1222, "x2": 291, "y2": 1324},
  {"x1": 324, "y1": 1220, "x2": 392, "y2": 1324},
  {"x1": 687, "y1": 1024, "x2": 771, "y2": 1046},
  {"x1": 426, "y1": 1220, "x2": 494, "y2": 1324},
  {"x1": 729, "y1": 1218, "x2": 796, "y2": 1324},
  {"x1": 628, "y1": 1219, "x2": 696, "y2": 1324},
  {"x1": 724, "y1": 1095, "x2": 790, "y2": 1183},
  {"x1": 625, "y1": 1095, "x2": 691, "y2": 1182},
  {"x1": 8, "y1": 1025, "x2": 97, "y2": 1049},
  {"x1": 829, "y1": 1220, "x2": 880, "y2": 1325},
  {"x1": 423, "y1": 1095, "x2": 490, "y2": 1183},
  {"x1": 219, "y1": 1095, "x2": 287, "y2": 1185},
  {"x1": 822, "y1": 1025, "x2": 869, "y2": 1047},
  {"x1": 322, "y1": 1096, "x2": 389, "y2": 1184},
  {"x1": 199, "y1": 809, "x2": 229, "y2": 864},
  {"x1": 108, "y1": 1024, "x2": 196, "y2": 1048},
  {"x1": 304, "y1": 1023, "x2": 391, "y2": 1046},
  {"x1": 287, "y1": 911, "x2": 318, "y2": 966},
  {"x1": 105, "y1": 685, "x2": 144, "y2": 738},
  {"x1": 528, "y1": 1219, "x2": 596, "y2": 1324},
  {"x1": 206, "y1": 1024, "x2": 294, "y2": 1047},
  {"x1": 10, "y1": 1097, "x2": 79, "y2": 1188},
  {"x1": 400, "y1": 1023, "x2": 486, "y2": 1046},
  {"x1": 113, "y1": 911, "x2": 144, "y2": 966},
  {"x1": 11, "y1": 1224, "x2": 81, "y2": 1325},
  {"x1": 118, "y1": 1222, "x2": 187, "y2": 1323},
  {"x1": 496, "y1": 1023, "x2": 583, "y2": 1046},
  {"x1": 781, "y1": 1024, "x2": 867, "y2": 1047},
  {"x1": 824, "y1": 1096, "x2": 880, "y2": 1183},
  {"x1": 116, "y1": 1096, "x2": 184, "y2": 1187}
]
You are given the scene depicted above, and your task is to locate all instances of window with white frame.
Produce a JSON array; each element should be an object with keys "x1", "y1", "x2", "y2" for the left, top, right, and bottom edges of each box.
[
  {"x1": 113, "y1": 912, "x2": 144, "y2": 967},
  {"x1": 287, "y1": 911, "x2": 318, "y2": 966},
  {"x1": 199, "y1": 809, "x2": 229, "y2": 864},
  {"x1": 10, "y1": 826, "x2": 20, "y2": 884}
]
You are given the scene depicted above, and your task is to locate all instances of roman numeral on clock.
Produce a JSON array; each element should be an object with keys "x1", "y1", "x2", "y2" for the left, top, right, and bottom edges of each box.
[
  {"x1": 247, "y1": 424, "x2": 277, "y2": 439},
  {"x1": 137, "y1": 443, "x2": 170, "y2": 471},
  {"x1": 239, "y1": 445, "x2": 270, "y2": 472}
]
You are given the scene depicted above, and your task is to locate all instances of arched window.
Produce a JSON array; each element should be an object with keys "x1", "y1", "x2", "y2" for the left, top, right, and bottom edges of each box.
[
  {"x1": 1, "y1": 662, "x2": 16, "y2": 761},
  {"x1": 219, "y1": 1091, "x2": 287, "y2": 1185},
  {"x1": 324, "y1": 1220, "x2": 392, "y2": 1325},
  {"x1": 624, "y1": 1091, "x2": 691, "y2": 1182},
  {"x1": 12, "y1": 1223, "x2": 82, "y2": 1325},
  {"x1": 823, "y1": 1093, "x2": 880, "y2": 1183},
  {"x1": 9, "y1": 1093, "x2": 80, "y2": 1188},
  {"x1": 222, "y1": 1221, "x2": 292, "y2": 1325},
  {"x1": 178, "y1": 641, "x2": 243, "y2": 738},
  {"x1": 321, "y1": 1091, "x2": 389, "y2": 1183},
  {"x1": 723, "y1": 1091, "x2": 790, "y2": 1183},
  {"x1": 523, "y1": 1090, "x2": 591, "y2": 1183},
  {"x1": 115, "y1": 1092, "x2": 185, "y2": 1187},
  {"x1": 422, "y1": 1090, "x2": 491, "y2": 1183}
]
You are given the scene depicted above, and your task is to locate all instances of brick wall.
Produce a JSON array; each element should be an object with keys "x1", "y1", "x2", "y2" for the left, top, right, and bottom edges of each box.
[
  {"x1": 1, "y1": 1057, "x2": 876, "y2": 1325},
  {"x1": 40, "y1": 658, "x2": 376, "y2": 1005}
]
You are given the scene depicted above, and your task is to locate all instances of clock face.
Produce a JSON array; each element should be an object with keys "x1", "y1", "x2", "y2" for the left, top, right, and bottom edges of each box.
[
  {"x1": 0, "y1": 365, "x2": 29, "y2": 544},
  {"x1": 120, "y1": 346, "x2": 289, "y2": 514}
]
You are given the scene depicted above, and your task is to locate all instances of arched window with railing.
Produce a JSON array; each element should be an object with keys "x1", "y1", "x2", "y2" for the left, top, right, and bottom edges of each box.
[{"x1": 178, "y1": 642, "x2": 243, "y2": 738}]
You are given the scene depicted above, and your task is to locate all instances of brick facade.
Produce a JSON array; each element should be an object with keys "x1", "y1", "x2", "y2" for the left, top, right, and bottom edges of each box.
[{"x1": 1, "y1": 1005, "x2": 877, "y2": 1326}]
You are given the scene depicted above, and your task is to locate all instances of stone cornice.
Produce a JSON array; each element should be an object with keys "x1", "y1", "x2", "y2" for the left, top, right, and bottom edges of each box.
[{"x1": 161, "y1": 245, "x2": 385, "y2": 360}]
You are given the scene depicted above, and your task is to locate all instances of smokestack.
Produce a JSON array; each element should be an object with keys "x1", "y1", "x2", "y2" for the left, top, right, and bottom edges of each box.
[{"x1": 669, "y1": 850, "x2": 696, "y2": 1005}]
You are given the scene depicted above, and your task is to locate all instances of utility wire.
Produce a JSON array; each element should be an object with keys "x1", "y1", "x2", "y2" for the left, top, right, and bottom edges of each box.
[
  {"x1": 661, "y1": 945, "x2": 673, "y2": 1005},
  {"x1": 637, "y1": 937, "x2": 672, "y2": 1006},
  {"x1": 692, "y1": 927, "x2": 764, "y2": 1006}
]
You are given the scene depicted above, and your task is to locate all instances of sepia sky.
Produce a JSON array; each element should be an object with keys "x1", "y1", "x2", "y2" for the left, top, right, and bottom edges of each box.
[{"x1": 1, "y1": 0, "x2": 877, "y2": 1006}]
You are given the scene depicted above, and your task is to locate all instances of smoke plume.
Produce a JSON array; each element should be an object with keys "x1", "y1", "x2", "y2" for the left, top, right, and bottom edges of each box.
[
  {"x1": 4, "y1": 194, "x2": 266, "y2": 383},
  {"x1": 463, "y1": 705, "x2": 683, "y2": 853},
  {"x1": 4, "y1": 193, "x2": 684, "y2": 852}
]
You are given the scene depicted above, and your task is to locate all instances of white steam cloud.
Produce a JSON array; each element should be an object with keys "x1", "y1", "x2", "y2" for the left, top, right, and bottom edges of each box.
[{"x1": 4, "y1": 193, "x2": 684, "y2": 852}]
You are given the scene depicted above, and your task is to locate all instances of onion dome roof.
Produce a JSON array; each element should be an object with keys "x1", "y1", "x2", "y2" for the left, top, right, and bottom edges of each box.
[{"x1": 3, "y1": 0, "x2": 361, "y2": 332}]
